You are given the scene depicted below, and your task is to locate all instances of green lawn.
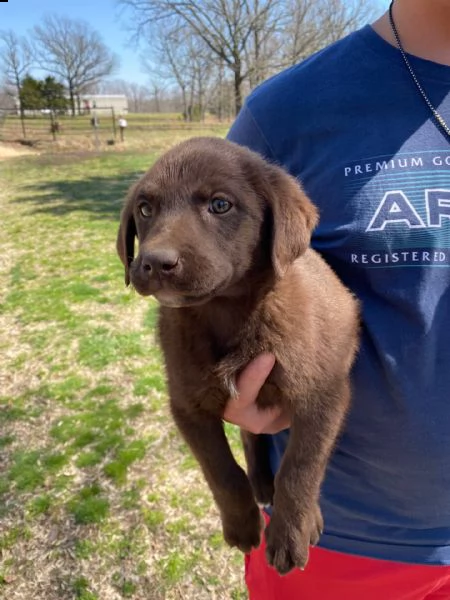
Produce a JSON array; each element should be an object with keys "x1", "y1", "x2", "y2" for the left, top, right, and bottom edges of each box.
[{"x1": 0, "y1": 138, "x2": 247, "y2": 599}]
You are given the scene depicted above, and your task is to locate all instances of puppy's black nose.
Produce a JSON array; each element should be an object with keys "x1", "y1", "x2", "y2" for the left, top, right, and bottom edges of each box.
[{"x1": 141, "y1": 249, "x2": 180, "y2": 276}]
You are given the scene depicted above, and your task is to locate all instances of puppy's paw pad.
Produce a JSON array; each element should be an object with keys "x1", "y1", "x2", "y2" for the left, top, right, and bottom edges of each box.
[
  {"x1": 222, "y1": 506, "x2": 264, "y2": 553},
  {"x1": 265, "y1": 514, "x2": 313, "y2": 575}
]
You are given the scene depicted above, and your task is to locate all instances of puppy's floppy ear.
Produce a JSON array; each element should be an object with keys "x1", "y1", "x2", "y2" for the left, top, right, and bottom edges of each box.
[
  {"x1": 264, "y1": 164, "x2": 318, "y2": 277},
  {"x1": 116, "y1": 196, "x2": 137, "y2": 286}
]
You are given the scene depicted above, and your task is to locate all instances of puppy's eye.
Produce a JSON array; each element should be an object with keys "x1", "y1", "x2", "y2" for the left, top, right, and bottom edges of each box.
[
  {"x1": 209, "y1": 197, "x2": 232, "y2": 214},
  {"x1": 139, "y1": 203, "x2": 153, "y2": 218}
]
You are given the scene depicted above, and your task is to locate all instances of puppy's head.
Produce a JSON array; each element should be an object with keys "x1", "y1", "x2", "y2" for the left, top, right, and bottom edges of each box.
[{"x1": 117, "y1": 137, "x2": 317, "y2": 307}]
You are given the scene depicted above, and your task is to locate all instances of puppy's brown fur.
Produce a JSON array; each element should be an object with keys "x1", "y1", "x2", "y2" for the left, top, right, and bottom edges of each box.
[{"x1": 117, "y1": 137, "x2": 359, "y2": 574}]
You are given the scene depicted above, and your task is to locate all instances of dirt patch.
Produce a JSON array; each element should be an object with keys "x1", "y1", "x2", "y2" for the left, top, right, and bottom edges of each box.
[{"x1": 0, "y1": 142, "x2": 38, "y2": 160}]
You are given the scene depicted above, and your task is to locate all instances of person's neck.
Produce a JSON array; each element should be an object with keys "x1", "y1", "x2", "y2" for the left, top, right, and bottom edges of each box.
[{"x1": 371, "y1": 0, "x2": 450, "y2": 66}]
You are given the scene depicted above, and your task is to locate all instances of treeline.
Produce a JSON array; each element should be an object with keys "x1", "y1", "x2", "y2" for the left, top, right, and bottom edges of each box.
[
  {"x1": 19, "y1": 76, "x2": 68, "y2": 112},
  {"x1": 1, "y1": 1, "x2": 377, "y2": 119},
  {"x1": 120, "y1": 0, "x2": 378, "y2": 116}
]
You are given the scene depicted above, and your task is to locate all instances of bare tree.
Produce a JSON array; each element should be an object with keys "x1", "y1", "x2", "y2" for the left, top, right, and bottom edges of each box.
[
  {"x1": 125, "y1": 81, "x2": 149, "y2": 113},
  {"x1": 142, "y1": 25, "x2": 191, "y2": 118},
  {"x1": 143, "y1": 25, "x2": 216, "y2": 120},
  {"x1": 33, "y1": 15, "x2": 118, "y2": 116},
  {"x1": 0, "y1": 83, "x2": 16, "y2": 109},
  {"x1": 148, "y1": 80, "x2": 166, "y2": 113},
  {"x1": 94, "y1": 78, "x2": 126, "y2": 94},
  {"x1": 0, "y1": 30, "x2": 34, "y2": 128},
  {"x1": 121, "y1": 0, "x2": 377, "y2": 115},
  {"x1": 279, "y1": 0, "x2": 377, "y2": 67},
  {"x1": 243, "y1": 0, "x2": 281, "y2": 88},
  {"x1": 121, "y1": 0, "x2": 282, "y2": 115},
  {"x1": 318, "y1": 0, "x2": 376, "y2": 44}
]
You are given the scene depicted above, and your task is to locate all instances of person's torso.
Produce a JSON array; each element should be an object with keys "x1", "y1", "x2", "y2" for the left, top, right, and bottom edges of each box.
[{"x1": 228, "y1": 24, "x2": 450, "y2": 563}]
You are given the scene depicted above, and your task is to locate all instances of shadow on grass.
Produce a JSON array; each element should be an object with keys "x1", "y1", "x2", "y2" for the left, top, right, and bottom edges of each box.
[{"x1": 14, "y1": 171, "x2": 143, "y2": 220}]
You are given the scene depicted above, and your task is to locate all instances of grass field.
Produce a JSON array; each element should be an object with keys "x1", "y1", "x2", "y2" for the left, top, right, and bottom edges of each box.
[{"x1": 0, "y1": 128, "x2": 249, "y2": 599}]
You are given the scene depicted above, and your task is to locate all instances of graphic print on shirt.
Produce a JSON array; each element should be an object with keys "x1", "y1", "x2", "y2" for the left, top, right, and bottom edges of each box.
[{"x1": 342, "y1": 150, "x2": 450, "y2": 268}]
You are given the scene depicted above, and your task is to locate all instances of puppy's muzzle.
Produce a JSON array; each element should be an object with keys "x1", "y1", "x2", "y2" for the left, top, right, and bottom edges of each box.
[{"x1": 140, "y1": 248, "x2": 181, "y2": 279}]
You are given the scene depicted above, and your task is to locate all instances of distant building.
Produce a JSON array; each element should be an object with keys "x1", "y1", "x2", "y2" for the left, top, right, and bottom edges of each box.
[{"x1": 80, "y1": 94, "x2": 128, "y2": 115}]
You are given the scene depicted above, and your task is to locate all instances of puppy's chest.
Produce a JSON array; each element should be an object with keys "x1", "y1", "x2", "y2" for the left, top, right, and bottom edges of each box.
[{"x1": 159, "y1": 307, "x2": 292, "y2": 412}]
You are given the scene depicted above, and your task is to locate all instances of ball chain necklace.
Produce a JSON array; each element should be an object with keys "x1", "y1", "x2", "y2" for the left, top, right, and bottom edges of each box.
[{"x1": 388, "y1": 0, "x2": 450, "y2": 138}]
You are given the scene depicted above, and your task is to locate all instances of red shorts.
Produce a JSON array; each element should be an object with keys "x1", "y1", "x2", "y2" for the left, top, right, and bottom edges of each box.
[{"x1": 245, "y1": 515, "x2": 450, "y2": 600}]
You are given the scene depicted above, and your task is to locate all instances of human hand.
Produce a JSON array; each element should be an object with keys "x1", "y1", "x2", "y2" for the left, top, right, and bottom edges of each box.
[{"x1": 223, "y1": 353, "x2": 291, "y2": 434}]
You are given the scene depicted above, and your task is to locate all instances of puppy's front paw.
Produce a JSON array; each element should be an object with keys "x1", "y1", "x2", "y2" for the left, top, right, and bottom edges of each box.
[
  {"x1": 222, "y1": 503, "x2": 265, "y2": 553},
  {"x1": 265, "y1": 505, "x2": 323, "y2": 575}
]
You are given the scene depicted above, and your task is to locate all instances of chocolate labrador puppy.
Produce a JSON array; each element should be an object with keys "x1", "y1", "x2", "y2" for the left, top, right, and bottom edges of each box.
[{"x1": 117, "y1": 137, "x2": 359, "y2": 575}]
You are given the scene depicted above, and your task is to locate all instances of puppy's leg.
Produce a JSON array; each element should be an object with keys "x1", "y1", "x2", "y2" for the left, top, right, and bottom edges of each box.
[
  {"x1": 265, "y1": 378, "x2": 350, "y2": 575},
  {"x1": 171, "y1": 404, "x2": 264, "y2": 553},
  {"x1": 241, "y1": 430, "x2": 275, "y2": 506}
]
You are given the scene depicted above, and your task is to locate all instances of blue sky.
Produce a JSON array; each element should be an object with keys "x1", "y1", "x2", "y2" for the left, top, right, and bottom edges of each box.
[
  {"x1": 1, "y1": 0, "x2": 147, "y2": 84},
  {"x1": 1, "y1": 0, "x2": 390, "y2": 88}
]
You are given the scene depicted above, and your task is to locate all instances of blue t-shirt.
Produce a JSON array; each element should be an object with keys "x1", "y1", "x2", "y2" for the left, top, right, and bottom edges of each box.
[{"x1": 227, "y1": 24, "x2": 450, "y2": 565}]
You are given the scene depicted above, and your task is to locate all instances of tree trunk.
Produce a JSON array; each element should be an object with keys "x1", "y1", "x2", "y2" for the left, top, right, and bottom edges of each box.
[
  {"x1": 233, "y1": 67, "x2": 243, "y2": 115},
  {"x1": 217, "y1": 61, "x2": 224, "y2": 121},
  {"x1": 69, "y1": 85, "x2": 76, "y2": 117},
  {"x1": 16, "y1": 75, "x2": 26, "y2": 139},
  {"x1": 188, "y1": 76, "x2": 195, "y2": 121},
  {"x1": 197, "y1": 69, "x2": 204, "y2": 122},
  {"x1": 181, "y1": 85, "x2": 188, "y2": 120}
]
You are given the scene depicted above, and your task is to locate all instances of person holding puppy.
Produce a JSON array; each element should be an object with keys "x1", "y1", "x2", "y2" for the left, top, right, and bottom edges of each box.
[{"x1": 225, "y1": 0, "x2": 450, "y2": 598}]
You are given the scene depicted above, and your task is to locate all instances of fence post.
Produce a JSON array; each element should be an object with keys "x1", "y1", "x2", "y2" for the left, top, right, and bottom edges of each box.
[
  {"x1": 50, "y1": 111, "x2": 56, "y2": 142},
  {"x1": 20, "y1": 111, "x2": 27, "y2": 140},
  {"x1": 0, "y1": 110, "x2": 5, "y2": 141},
  {"x1": 111, "y1": 106, "x2": 117, "y2": 140},
  {"x1": 91, "y1": 110, "x2": 100, "y2": 151}
]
